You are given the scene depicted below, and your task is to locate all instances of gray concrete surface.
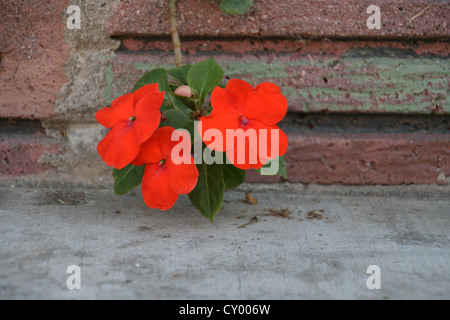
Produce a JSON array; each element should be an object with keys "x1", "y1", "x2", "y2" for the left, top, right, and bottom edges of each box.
[{"x1": 0, "y1": 182, "x2": 449, "y2": 299}]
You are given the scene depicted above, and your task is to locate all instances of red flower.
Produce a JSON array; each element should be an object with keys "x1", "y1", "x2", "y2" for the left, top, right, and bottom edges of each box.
[
  {"x1": 132, "y1": 127, "x2": 198, "y2": 211},
  {"x1": 96, "y1": 84, "x2": 164, "y2": 169},
  {"x1": 200, "y1": 79, "x2": 289, "y2": 170}
]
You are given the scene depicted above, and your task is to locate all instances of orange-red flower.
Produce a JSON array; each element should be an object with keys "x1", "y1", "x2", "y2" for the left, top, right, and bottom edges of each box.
[
  {"x1": 96, "y1": 84, "x2": 164, "y2": 169},
  {"x1": 200, "y1": 79, "x2": 289, "y2": 170},
  {"x1": 132, "y1": 127, "x2": 198, "y2": 211}
]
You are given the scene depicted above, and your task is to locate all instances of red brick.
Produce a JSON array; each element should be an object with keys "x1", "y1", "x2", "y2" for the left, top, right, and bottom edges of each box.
[
  {"x1": 107, "y1": 0, "x2": 449, "y2": 39},
  {"x1": 0, "y1": 0, "x2": 69, "y2": 119},
  {"x1": 246, "y1": 131, "x2": 450, "y2": 184},
  {"x1": 0, "y1": 136, "x2": 62, "y2": 176}
]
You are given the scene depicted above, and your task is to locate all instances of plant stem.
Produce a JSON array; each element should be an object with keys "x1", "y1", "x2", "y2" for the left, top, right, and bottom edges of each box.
[{"x1": 168, "y1": 0, "x2": 183, "y2": 67}]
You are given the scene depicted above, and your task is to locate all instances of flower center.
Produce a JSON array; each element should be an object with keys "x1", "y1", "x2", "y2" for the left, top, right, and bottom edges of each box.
[
  {"x1": 239, "y1": 115, "x2": 248, "y2": 126},
  {"x1": 129, "y1": 116, "x2": 136, "y2": 121}
]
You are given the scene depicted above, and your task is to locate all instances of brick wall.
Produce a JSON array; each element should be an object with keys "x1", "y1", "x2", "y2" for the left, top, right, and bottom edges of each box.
[{"x1": 1, "y1": 0, "x2": 449, "y2": 185}]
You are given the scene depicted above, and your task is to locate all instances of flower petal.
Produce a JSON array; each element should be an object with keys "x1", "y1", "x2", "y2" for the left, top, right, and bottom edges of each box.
[
  {"x1": 131, "y1": 133, "x2": 163, "y2": 166},
  {"x1": 131, "y1": 90, "x2": 164, "y2": 146},
  {"x1": 166, "y1": 157, "x2": 198, "y2": 194},
  {"x1": 210, "y1": 79, "x2": 252, "y2": 114},
  {"x1": 224, "y1": 119, "x2": 288, "y2": 169},
  {"x1": 97, "y1": 121, "x2": 140, "y2": 169},
  {"x1": 225, "y1": 141, "x2": 267, "y2": 170},
  {"x1": 246, "y1": 119, "x2": 289, "y2": 160},
  {"x1": 200, "y1": 109, "x2": 240, "y2": 152},
  {"x1": 155, "y1": 126, "x2": 179, "y2": 160},
  {"x1": 243, "y1": 82, "x2": 288, "y2": 125},
  {"x1": 132, "y1": 83, "x2": 161, "y2": 104},
  {"x1": 277, "y1": 127, "x2": 289, "y2": 157},
  {"x1": 96, "y1": 93, "x2": 134, "y2": 128},
  {"x1": 133, "y1": 127, "x2": 185, "y2": 166},
  {"x1": 224, "y1": 79, "x2": 254, "y2": 110},
  {"x1": 255, "y1": 82, "x2": 282, "y2": 95},
  {"x1": 141, "y1": 163, "x2": 178, "y2": 211}
]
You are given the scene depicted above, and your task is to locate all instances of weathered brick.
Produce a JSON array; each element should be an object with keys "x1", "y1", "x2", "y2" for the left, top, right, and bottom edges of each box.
[
  {"x1": 0, "y1": 0, "x2": 69, "y2": 119},
  {"x1": 107, "y1": 40, "x2": 449, "y2": 114},
  {"x1": 246, "y1": 131, "x2": 450, "y2": 185},
  {"x1": 107, "y1": 0, "x2": 449, "y2": 39},
  {"x1": 0, "y1": 136, "x2": 62, "y2": 176}
]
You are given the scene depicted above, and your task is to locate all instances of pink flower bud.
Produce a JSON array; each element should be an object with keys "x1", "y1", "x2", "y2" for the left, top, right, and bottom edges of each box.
[{"x1": 174, "y1": 85, "x2": 192, "y2": 97}]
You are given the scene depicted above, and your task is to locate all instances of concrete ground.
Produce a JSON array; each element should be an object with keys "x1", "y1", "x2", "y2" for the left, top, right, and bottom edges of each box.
[{"x1": 0, "y1": 181, "x2": 449, "y2": 299}]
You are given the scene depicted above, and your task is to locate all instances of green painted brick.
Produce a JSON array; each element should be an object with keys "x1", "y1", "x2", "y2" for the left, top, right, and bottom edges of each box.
[{"x1": 107, "y1": 49, "x2": 449, "y2": 114}]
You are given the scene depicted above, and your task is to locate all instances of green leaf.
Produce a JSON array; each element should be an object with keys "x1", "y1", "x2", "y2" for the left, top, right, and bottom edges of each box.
[
  {"x1": 182, "y1": 120, "x2": 203, "y2": 147},
  {"x1": 256, "y1": 155, "x2": 288, "y2": 179},
  {"x1": 161, "y1": 109, "x2": 190, "y2": 129},
  {"x1": 133, "y1": 68, "x2": 171, "y2": 93},
  {"x1": 113, "y1": 164, "x2": 146, "y2": 195},
  {"x1": 169, "y1": 65, "x2": 192, "y2": 85},
  {"x1": 182, "y1": 119, "x2": 194, "y2": 141},
  {"x1": 220, "y1": 0, "x2": 253, "y2": 15},
  {"x1": 167, "y1": 92, "x2": 192, "y2": 114},
  {"x1": 188, "y1": 163, "x2": 225, "y2": 222},
  {"x1": 184, "y1": 120, "x2": 209, "y2": 148},
  {"x1": 187, "y1": 57, "x2": 224, "y2": 106},
  {"x1": 133, "y1": 68, "x2": 192, "y2": 114},
  {"x1": 222, "y1": 163, "x2": 246, "y2": 189},
  {"x1": 218, "y1": 151, "x2": 246, "y2": 189}
]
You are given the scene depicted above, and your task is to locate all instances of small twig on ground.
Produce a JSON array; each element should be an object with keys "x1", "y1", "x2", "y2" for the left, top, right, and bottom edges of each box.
[
  {"x1": 307, "y1": 209, "x2": 324, "y2": 220},
  {"x1": 168, "y1": 0, "x2": 184, "y2": 67},
  {"x1": 409, "y1": 5, "x2": 431, "y2": 22},
  {"x1": 245, "y1": 192, "x2": 258, "y2": 205},
  {"x1": 238, "y1": 216, "x2": 259, "y2": 228},
  {"x1": 269, "y1": 208, "x2": 291, "y2": 219}
]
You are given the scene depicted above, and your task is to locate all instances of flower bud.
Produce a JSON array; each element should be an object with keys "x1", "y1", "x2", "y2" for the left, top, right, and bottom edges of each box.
[{"x1": 174, "y1": 85, "x2": 192, "y2": 98}]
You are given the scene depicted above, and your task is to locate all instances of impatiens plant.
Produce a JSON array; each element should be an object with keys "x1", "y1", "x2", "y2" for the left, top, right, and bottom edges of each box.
[
  {"x1": 200, "y1": 79, "x2": 289, "y2": 170},
  {"x1": 96, "y1": 84, "x2": 164, "y2": 169},
  {"x1": 96, "y1": 1, "x2": 288, "y2": 222},
  {"x1": 131, "y1": 126, "x2": 198, "y2": 211}
]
